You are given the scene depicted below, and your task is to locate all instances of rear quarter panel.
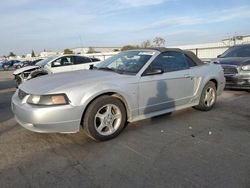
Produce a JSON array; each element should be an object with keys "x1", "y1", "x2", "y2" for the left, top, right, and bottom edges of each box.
[{"x1": 190, "y1": 63, "x2": 225, "y2": 103}]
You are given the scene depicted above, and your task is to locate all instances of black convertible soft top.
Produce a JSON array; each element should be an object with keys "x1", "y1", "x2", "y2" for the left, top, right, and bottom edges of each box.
[{"x1": 135, "y1": 47, "x2": 204, "y2": 66}]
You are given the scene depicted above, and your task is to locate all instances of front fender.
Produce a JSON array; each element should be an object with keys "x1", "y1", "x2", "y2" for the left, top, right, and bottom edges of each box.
[
  {"x1": 30, "y1": 69, "x2": 48, "y2": 78},
  {"x1": 79, "y1": 82, "x2": 138, "y2": 120}
]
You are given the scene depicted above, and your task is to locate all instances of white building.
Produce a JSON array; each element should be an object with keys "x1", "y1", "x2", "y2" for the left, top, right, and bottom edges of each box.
[
  {"x1": 40, "y1": 51, "x2": 58, "y2": 58},
  {"x1": 171, "y1": 34, "x2": 250, "y2": 59},
  {"x1": 70, "y1": 47, "x2": 120, "y2": 55},
  {"x1": 26, "y1": 53, "x2": 32, "y2": 58}
]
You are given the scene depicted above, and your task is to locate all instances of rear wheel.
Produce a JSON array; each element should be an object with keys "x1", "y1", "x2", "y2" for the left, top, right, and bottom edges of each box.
[
  {"x1": 83, "y1": 95, "x2": 127, "y2": 141},
  {"x1": 194, "y1": 81, "x2": 217, "y2": 111}
]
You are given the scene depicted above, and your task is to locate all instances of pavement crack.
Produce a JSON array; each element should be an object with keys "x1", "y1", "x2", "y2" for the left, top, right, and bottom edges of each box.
[{"x1": 121, "y1": 144, "x2": 151, "y2": 160}]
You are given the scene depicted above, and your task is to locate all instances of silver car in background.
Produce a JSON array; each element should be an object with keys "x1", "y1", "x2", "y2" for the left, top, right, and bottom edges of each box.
[
  {"x1": 13, "y1": 55, "x2": 100, "y2": 85},
  {"x1": 11, "y1": 48, "x2": 225, "y2": 141}
]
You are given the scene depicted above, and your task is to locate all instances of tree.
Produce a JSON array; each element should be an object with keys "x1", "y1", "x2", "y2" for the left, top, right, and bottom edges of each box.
[
  {"x1": 87, "y1": 47, "x2": 96, "y2": 54},
  {"x1": 141, "y1": 40, "x2": 151, "y2": 48},
  {"x1": 8, "y1": 52, "x2": 16, "y2": 57},
  {"x1": 153, "y1": 37, "x2": 166, "y2": 47},
  {"x1": 63, "y1": 49, "x2": 74, "y2": 54},
  {"x1": 31, "y1": 50, "x2": 36, "y2": 57},
  {"x1": 121, "y1": 45, "x2": 140, "y2": 51}
]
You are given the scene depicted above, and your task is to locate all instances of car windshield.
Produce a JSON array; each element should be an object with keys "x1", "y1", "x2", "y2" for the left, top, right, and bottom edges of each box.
[
  {"x1": 36, "y1": 56, "x2": 56, "y2": 67},
  {"x1": 96, "y1": 50, "x2": 154, "y2": 74},
  {"x1": 220, "y1": 45, "x2": 250, "y2": 58}
]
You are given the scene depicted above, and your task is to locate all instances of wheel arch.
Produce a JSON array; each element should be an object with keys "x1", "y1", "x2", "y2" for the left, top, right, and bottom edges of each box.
[
  {"x1": 30, "y1": 69, "x2": 48, "y2": 78},
  {"x1": 80, "y1": 92, "x2": 131, "y2": 127},
  {"x1": 209, "y1": 78, "x2": 218, "y2": 90}
]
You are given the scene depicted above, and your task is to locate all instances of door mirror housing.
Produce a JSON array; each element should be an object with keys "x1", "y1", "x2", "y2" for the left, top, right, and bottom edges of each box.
[
  {"x1": 51, "y1": 61, "x2": 61, "y2": 67},
  {"x1": 217, "y1": 54, "x2": 222, "y2": 58},
  {"x1": 143, "y1": 67, "x2": 164, "y2": 76}
]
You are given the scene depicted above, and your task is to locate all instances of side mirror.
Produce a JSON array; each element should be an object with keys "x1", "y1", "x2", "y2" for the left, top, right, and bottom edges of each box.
[
  {"x1": 51, "y1": 61, "x2": 60, "y2": 67},
  {"x1": 217, "y1": 54, "x2": 221, "y2": 58},
  {"x1": 143, "y1": 67, "x2": 164, "y2": 76}
]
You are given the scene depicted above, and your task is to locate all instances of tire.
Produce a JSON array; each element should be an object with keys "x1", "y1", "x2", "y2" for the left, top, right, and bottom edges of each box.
[
  {"x1": 83, "y1": 95, "x2": 127, "y2": 141},
  {"x1": 16, "y1": 76, "x2": 22, "y2": 86},
  {"x1": 194, "y1": 81, "x2": 217, "y2": 111},
  {"x1": 3, "y1": 65, "x2": 9, "y2": 71}
]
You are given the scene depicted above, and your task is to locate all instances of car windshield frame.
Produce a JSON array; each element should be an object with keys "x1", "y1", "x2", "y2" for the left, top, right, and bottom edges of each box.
[
  {"x1": 36, "y1": 56, "x2": 57, "y2": 67},
  {"x1": 95, "y1": 50, "x2": 155, "y2": 75},
  {"x1": 220, "y1": 45, "x2": 250, "y2": 58}
]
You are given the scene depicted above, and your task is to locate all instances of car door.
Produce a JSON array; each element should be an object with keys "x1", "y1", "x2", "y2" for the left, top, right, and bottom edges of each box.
[
  {"x1": 72, "y1": 56, "x2": 93, "y2": 71},
  {"x1": 50, "y1": 56, "x2": 74, "y2": 73},
  {"x1": 139, "y1": 51, "x2": 195, "y2": 115}
]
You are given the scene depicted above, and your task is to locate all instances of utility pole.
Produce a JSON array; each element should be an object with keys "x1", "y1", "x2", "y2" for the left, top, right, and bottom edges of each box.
[{"x1": 233, "y1": 32, "x2": 237, "y2": 46}]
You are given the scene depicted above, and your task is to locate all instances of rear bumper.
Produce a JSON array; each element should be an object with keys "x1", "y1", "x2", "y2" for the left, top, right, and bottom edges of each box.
[{"x1": 225, "y1": 74, "x2": 250, "y2": 89}]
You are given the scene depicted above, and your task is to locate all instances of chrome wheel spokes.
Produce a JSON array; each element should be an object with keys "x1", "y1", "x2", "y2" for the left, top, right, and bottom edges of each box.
[
  {"x1": 94, "y1": 104, "x2": 122, "y2": 136},
  {"x1": 204, "y1": 87, "x2": 216, "y2": 107}
]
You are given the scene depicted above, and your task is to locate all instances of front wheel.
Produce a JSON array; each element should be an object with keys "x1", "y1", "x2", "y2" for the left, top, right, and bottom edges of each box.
[
  {"x1": 194, "y1": 81, "x2": 217, "y2": 111},
  {"x1": 15, "y1": 75, "x2": 23, "y2": 86},
  {"x1": 83, "y1": 95, "x2": 127, "y2": 141}
]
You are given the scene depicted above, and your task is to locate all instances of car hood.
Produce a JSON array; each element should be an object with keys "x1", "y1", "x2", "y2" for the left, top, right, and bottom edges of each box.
[
  {"x1": 215, "y1": 57, "x2": 250, "y2": 66},
  {"x1": 13, "y1": 65, "x2": 39, "y2": 75},
  {"x1": 19, "y1": 70, "x2": 133, "y2": 94}
]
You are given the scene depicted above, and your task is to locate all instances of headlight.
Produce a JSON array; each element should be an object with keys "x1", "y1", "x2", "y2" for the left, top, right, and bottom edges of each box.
[
  {"x1": 27, "y1": 94, "x2": 69, "y2": 105},
  {"x1": 241, "y1": 65, "x2": 250, "y2": 71}
]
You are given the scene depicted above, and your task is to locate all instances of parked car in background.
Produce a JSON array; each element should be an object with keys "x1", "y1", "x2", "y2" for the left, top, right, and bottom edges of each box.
[
  {"x1": 214, "y1": 44, "x2": 250, "y2": 91},
  {"x1": 13, "y1": 61, "x2": 25, "y2": 69},
  {"x1": 29, "y1": 59, "x2": 43, "y2": 65},
  {"x1": 13, "y1": 55, "x2": 100, "y2": 85},
  {"x1": 13, "y1": 59, "x2": 44, "y2": 69},
  {"x1": 2, "y1": 60, "x2": 21, "y2": 70},
  {"x1": 12, "y1": 48, "x2": 225, "y2": 141},
  {"x1": 0, "y1": 61, "x2": 4, "y2": 71}
]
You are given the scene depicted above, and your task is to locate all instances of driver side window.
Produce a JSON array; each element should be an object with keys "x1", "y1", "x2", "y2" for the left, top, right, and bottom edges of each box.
[
  {"x1": 51, "y1": 57, "x2": 74, "y2": 67},
  {"x1": 237, "y1": 47, "x2": 250, "y2": 57},
  {"x1": 149, "y1": 52, "x2": 189, "y2": 73}
]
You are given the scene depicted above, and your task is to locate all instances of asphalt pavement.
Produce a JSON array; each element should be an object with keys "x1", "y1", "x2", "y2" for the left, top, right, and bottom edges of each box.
[{"x1": 0, "y1": 76, "x2": 249, "y2": 188}]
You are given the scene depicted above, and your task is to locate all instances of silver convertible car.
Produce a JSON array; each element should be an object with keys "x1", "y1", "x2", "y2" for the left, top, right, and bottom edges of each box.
[{"x1": 12, "y1": 48, "x2": 225, "y2": 141}]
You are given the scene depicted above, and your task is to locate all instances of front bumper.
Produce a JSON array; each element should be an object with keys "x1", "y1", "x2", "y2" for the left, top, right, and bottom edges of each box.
[
  {"x1": 224, "y1": 74, "x2": 250, "y2": 89},
  {"x1": 11, "y1": 91, "x2": 83, "y2": 133}
]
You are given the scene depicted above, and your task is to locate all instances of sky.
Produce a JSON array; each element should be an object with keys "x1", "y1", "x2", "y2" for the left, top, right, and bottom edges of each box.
[{"x1": 0, "y1": 0, "x2": 250, "y2": 56}]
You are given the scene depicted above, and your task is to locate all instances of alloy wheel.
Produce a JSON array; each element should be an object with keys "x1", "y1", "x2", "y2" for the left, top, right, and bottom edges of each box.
[
  {"x1": 94, "y1": 104, "x2": 122, "y2": 136},
  {"x1": 204, "y1": 87, "x2": 216, "y2": 107}
]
